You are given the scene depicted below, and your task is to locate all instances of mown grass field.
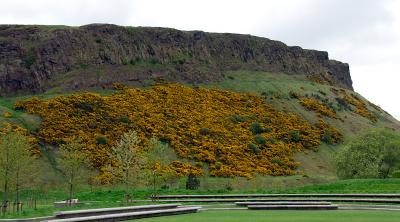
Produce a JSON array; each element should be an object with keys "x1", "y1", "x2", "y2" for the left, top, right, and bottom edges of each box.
[
  {"x1": 133, "y1": 210, "x2": 400, "y2": 222},
  {"x1": 1, "y1": 179, "x2": 399, "y2": 219}
]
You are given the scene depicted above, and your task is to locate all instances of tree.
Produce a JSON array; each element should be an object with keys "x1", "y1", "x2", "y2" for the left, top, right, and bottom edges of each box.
[
  {"x1": 107, "y1": 130, "x2": 145, "y2": 205},
  {"x1": 145, "y1": 138, "x2": 177, "y2": 198},
  {"x1": 57, "y1": 138, "x2": 88, "y2": 205},
  {"x1": 335, "y1": 128, "x2": 400, "y2": 179},
  {"x1": 379, "y1": 141, "x2": 400, "y2": 178},
  {"x1": 0, "y1": 125, "x2": 33, "y2": 213}
]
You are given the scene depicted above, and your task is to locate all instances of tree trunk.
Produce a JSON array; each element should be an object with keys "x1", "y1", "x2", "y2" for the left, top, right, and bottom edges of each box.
[
  {"x1": 124, "y1": 169, "x2": 129, "y2": 205},
  {"x1": 69, "y1": 172, "x2": 74, "y2": 206},
  {"x1": 2, "y1": 177, "x2": 8, "y2": 214},
  {"x1": 153, "y1": 171, "x2": 156, "y2": 198},
  {"x1": 69, "y1": 182, "x2": 73, "y2": 206},
  {"x1": 15, "y1": 168, "x2": 20, "y2": 212}
]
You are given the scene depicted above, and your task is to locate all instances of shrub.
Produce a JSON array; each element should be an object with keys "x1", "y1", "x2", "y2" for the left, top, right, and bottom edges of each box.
[
  {"x1": 290, "y1": 130, "x2": 300, "y2": 142},
  {"x1": 289, "y1": 91, "x2": 300, "y2": 99},
  {"x1": 254, "y1": 135, "x2": 266, "y2": 145},
  {"x1": 248, "y1": 143, "x2": 260, "y2": 155},
  {"x1": 261, "y1": 91, "x2": 271, "y2": 97},
  {"x1": 250, "y1": 122, "x2": 263, "y2": 134},
  {"x1": 119, "y1": 116, "x2": 131, "y2": 124},
  {"x1": 16, "y1": 83, "x2": 342, "y2": 179},
  {"x1": 199, "y1": 128, "x2": 210, "y2": 135},
  {"x1": 149, "y1": 57, "x2": 160, "y2": 65},
  {"x1": 122, "y1": 58, "x2": 129, "y2": 65},
  {"x1": 2, "y1": 112, "x2": 12, "y2": 118},
  {"x1": 335, "y1": 128, "x2": 400, "y2": 179},
  {"x1": 225, "y1": 182, "x2": 233, "y2": 191},
  {"x1": 112, "y1": 82, "x2": 127, "y2": 90},
  {"x1": 321, "y1": 130, "x2": 333, "y2": 144},
  {"x1": 230, "y1": 114, "x2": 247, "y2": 123},
  {"x1": 342, "y1": 92, "x2": 377, "y2": 122},
  {"x1": 335, "y1": 97, "x2": 352, "y2": 111},
  {"x1": 271, "y1": 157, "x2": 285, "y2": 167},
  {"x1": 268, "y1": 137, "x2": 277, "y2": 144},
  {"x1": 25, "y1": 55, "x2": 37, "y2": 69},
  {"x1": 79, "y1": 63, "x2": 89, "y2": 69},
  {"x1": 129, "y1": 59, "x2": 136, "y2": 65},
  {"x1": 185, "y1": 173, "x2": 200, "y2": 190},
  {"x1": 299, "y1": 98, "x2": 336, "y2": 118},
  {"x1": 391, "y1": 170, "x2": 400, "y2": 178},
  {"x1": 96, "y1": 135, "x2": 107, "y2": 145}
]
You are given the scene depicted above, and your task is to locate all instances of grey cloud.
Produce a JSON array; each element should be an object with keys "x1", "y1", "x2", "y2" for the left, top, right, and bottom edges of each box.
[{"x1": 0, "y1": 0, "x2": 134, "y2": 25}]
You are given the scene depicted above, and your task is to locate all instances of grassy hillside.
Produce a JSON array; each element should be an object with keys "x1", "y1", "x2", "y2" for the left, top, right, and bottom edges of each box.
[
  {"x1": 203, "y1": 71, "x2": 399, "y2": 178},
  {"x1": 1, "y1": 71, "x2": 399, "y2": 185}
]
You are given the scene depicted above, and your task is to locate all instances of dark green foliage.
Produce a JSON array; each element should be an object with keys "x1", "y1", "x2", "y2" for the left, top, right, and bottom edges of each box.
[
  {"x1": 149, "y1": 57, "x2": 160, "y2": 65},
  {"x1": 335, "y1": 97, "x2": 352, "y2": 111},
  {"x1": 185, "y1": 173, "x2": 200, "y2": 190},
  {"x1": 250, "y1": 122, "x2": 263, "y2": 135},
  {"x1": 199, "y1": 128, "x2": 210, "y2": 135},
  {"x1": 122, "y1": 58, "x2": 129, "y2": 65},
  {"x1": 271, "y1": 157, "x2": 285, "y2": 167},
  {"x1": 327, "y1": 102, "x2": 338, "y2": 112},
  {"x1": 311, "y1": 93, "x2": 329, "y2": 104},
  {"x1": 170, "y1": 54, "x2": 190, "y2": 65},
  {"x1": 248, "y1": 143, "x2": 260, "y2": 155},
  {"x1": 79, "y1": 63, "x2": 89, "y2": 69},
  {"x1": 96, "y1": 135, "x2": 107, "y2": 145},
  {"x1": 379, "y1": 144, "x2": 400, "y2": 178},
  {"x1": 230, "y1": 114, "x2": 247, "y2": 123},
  {"x1": 88, "y1": 122, "x2": 97, "y2": 129},
  {"x1": 95, "y1": 38, "x2": 102, "y2": 44},
  {"x1": 125, "y1": 26, "x2": 137, "y2": 35},
  {"x1": 335, "y1": 128, "x2": 400, "y2": 179},
  {"x1": 290, "y1": 130, "x2": 301, "y2": 142},
  {"x1": 74, "y1": 102, "x2": 94, "y2": 112},
  {"x1": 227, "y1": 76, "x2": 235, "y2": 80},
  {"x1": 25, "y1": 55, "x2": 36, "y2": 69},
  {"x1": 321, "y1": 130, "x2": 333, "y2": 144},
  {"x1": 391, "y1": 170, "x2": 400, "y2": 178},
  {"x1": 119, "y1": 116, "x2": 131, "y2": 124},
  {"x1": 254, "y1": 135, "x2": 266, "y2": 145},
  {"x1": 268, "y1": 137, "x2": 277, "y2": 144},
  {"x1": 225, "y1": 182, "x2": 233, "y2": 191},
  {"x1": 129, "y1": 57, "x2": 140, "y2": 66}
]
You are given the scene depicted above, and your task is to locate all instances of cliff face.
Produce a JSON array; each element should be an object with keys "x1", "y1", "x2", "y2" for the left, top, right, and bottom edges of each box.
[{"x1": 0, "y1": 24, "x2": 353, "y2": 95}]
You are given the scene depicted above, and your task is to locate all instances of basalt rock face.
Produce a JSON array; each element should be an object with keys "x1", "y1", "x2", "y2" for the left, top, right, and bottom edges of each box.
[{"x1": 0, "y1": 24, "x2": 353, "y2": 95}]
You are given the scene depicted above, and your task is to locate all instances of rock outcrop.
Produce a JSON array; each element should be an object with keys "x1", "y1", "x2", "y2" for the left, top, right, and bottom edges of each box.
[{"x1": 0, "y1": 24, "x2": 353, "y2": 95}]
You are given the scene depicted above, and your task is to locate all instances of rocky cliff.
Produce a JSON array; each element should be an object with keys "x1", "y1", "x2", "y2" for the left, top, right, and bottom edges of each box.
[{"x1": 0, "y1": 24, "x2": 353, "y2": 95}]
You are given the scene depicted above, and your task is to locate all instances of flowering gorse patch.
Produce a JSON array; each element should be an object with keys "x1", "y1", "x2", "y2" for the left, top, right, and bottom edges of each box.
[{"x1": 15, "y1": 84, "x2": 342, "y2": 179}]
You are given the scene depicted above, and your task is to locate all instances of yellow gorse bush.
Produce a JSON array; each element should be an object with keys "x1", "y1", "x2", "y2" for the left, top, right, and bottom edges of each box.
[
  {"x1": 15, "y1": 84, "x2": 341, "y2": 179},
  {"x1": 341, "y1": 91, "x2": 377, "y2": 123},
  {"x1": 0, "y1": 122, "x2": 40, "y2": 156},
  {"x1": 299, "y1": 98, "x2": 337, "y2": 118}
]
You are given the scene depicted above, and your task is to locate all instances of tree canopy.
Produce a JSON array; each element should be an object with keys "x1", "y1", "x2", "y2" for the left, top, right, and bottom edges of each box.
[{"x1": 335, "y1": 128, "x2": 400, "y2": 179}]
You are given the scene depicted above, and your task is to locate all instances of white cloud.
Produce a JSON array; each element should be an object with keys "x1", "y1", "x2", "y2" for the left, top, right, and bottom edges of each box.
[{"x1": 0, "y1": 0, "x2": 399, "y2": 119}]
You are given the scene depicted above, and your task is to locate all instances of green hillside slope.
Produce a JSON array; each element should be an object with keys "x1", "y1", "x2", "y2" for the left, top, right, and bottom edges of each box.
[{"x1": 1, "y1": 70, "x2": 399, "y2": 186}]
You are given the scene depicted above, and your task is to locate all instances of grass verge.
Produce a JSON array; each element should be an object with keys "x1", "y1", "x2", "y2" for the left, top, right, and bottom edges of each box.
[{"x1": 133, "y1": 210, "x2": 400, "y2": 222}]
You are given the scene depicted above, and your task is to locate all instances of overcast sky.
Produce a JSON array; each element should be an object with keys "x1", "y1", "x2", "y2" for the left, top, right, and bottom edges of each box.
[{"x1": 1, "y1": 0, "x2": 399, "y2": 120}]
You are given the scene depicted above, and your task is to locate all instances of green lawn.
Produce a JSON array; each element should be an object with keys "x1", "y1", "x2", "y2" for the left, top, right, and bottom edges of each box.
[
  {"x1": 1, "y1": 179, "x2": 399, "y2": 219},
  {"x1": 134, "y1": 210, "x2": 400, "y2": 222}
]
